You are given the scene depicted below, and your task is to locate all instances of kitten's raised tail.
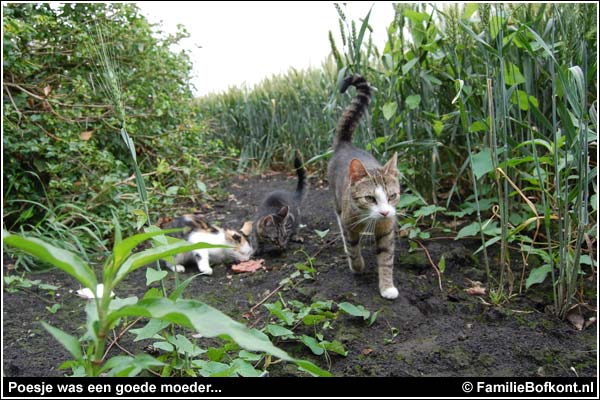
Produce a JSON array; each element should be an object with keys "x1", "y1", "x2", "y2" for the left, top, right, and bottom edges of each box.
[
  {"x1": 334, "y1": 74, "x2": 371, "y2": 149},
  {"x1": 294, "y1": 153, "x2": 307, "y2": 203}
]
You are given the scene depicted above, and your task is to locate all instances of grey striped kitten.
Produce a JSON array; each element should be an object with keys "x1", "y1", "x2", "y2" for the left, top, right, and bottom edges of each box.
[
  {"x1": 327, "y1": 75, "x2": 401, "y2": 299},
  {"x1": 242, "y1": 155, "x2": 307, "y2": 254}
]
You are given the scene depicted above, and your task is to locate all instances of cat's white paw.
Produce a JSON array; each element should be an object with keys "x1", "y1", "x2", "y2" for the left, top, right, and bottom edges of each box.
[
  {"x1": 380, "y1": 287, "x2": 399, "y2": 299},
  {"x1": 174, "y1": 264, "x2": 185, "y2": 273},
  {"x1": 199, "y1": 267, "x2": 213, "y2": 276}
]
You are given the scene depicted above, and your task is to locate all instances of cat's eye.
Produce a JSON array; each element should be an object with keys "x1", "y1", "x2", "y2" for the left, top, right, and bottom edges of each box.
[
  {"x1": 232, "y1": 233, "x2": 242, "y2": 243},
  {"x1": 389, "y1": 193, "x2": 398, "y2": 200},
  {"x1": 365, "y1": 196, "x2": 376, "y2": 203}
]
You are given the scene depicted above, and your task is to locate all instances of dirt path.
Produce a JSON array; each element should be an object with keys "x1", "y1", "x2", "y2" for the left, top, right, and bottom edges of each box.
[{"x1": 3, "y1": 172, "x2": 597, "y2": 377}]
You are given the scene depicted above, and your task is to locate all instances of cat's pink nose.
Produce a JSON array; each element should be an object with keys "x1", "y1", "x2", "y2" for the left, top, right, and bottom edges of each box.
[{"x1": 380, "y1": 210, "x2": 389, "y2": 217}]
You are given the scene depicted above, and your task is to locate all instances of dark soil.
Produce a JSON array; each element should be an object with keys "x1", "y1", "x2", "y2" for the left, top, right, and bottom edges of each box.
[{"x1": 3, "y1": 172, "x2": 597, "y2": 377}]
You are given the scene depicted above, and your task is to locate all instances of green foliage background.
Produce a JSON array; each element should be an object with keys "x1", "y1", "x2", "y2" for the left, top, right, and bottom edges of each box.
[{"x1": 3, "y1": 3, "x2": 231, "y2": 257}]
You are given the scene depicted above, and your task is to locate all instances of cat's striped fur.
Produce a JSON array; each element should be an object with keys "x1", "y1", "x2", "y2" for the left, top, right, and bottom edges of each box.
[
  {"x1": 327, "y1": 75, "x2": 401, "y2": 299},
  {"x1": 242, "y1": 155, "x2": 306, "y2": 254}
]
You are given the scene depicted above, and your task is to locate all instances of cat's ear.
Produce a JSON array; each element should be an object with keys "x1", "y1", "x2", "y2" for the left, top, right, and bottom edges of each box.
[
  {"x1": 349, "y1": 159, "x2": 368, "y2": 183},
  {"x1": 261, "y1": 215, "x2": 274, "y2": 227},
  {"x1": 277, "y1": 206, "x2": 289, "y2": 219},
  {"x1": 382, "y1": 152, "x2": 399, "y2": 176},
  {"x1": 241, "y1": 221, "x2": 253, "y2": 236}
]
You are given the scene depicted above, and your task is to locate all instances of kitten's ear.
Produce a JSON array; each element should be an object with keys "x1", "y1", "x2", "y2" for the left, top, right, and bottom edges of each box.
[
  {"x1": 241, "y1": 221, "x2": 253, "y2": 236},
  {"x1": 382, "y1": 152, "x2": 399, "y2": 176},
  {"x1": 349, "y1": 159, "x2": 368, "y2": 183},
  {"x1": 261, "y1": 215, "x2": 274, "y2": 227},
  {"x1": 277, "y1": 206, "x2": 289, "y2": 219}
]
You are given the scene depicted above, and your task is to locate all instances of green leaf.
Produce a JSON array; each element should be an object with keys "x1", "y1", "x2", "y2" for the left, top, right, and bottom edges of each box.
[
  {"x1": 300, "y1": 335, "x2": 324, "y2": 355},
  {"x1": 414, "y1": 205, "x2": 446, "y2": 218},
  {"x1": 382, "y1": 102, "x2": 398, "y2": 121},
  {"x1": 463, "y1": 3, "x2": 478, "y2": 19},
  {"x1": 402, "y1": 58, "x2": 419, "y2": 76},
  {"x1": 469, "y1": 120, "x2": 488, "y2": 133},
  {"x1": 321, "y1": 340, "x2": 348, "y2": 356},
  {"x1": 152, "y1": 341, "x2": 174, "y2": 352},
  {"x1": 115, "y1": 241, "x2": 226, "y2": 284},
  {"x1": 207, "y1": 346, "x2": 226, "y2": 362},
  {"x1": 398, "y1": 194, "x2": 425, "y2": 209},
  {"x1": 471, "y1": 148, "x2": 494, "y2": 179},
  {"x1": 196, "y1": 180, "x2": 207, "y2": 193},
  {"x1": 459, "y1": 21, "x2": 497, "y2": 55},
  {"x1": 239, "y1": 350, "x2": 262, "y2": 362},
  {"x1": 146, "y1": 267, "x2": 167, "y2": 286},
  {"x1": 438, "y1": 255, "x2": 446, "y2": 274},
  {"x1": 455, "y1": 221, "x2": 481, "y2": 240},
  {"x1": 264, "y1": 324, "x2": 295, "y2": 337},
  {"x1": 41, "y1": 322, "x2": 82, "y2": 360},
  {"x1": 263, "y1": 302, "x2": 295, "y2": 325},
  {"x1": 108, "y1": 297, "x2": 292, "y2": 362},
  {"x1": 406, "y1": 94, "x2": 421, "y2": 110},
  {"x1": 112, "y1": 227, "x2": 183, "y2": 271},
  {"x1": 46, "y1": 304, "x2": 61, "y2": 314},
  {"x1": 433, "y1": 120, "x2": 444, "y2": 137},
  {"x1": 170, "y1": 334, "x2": 205, "y2": 357},
  {"x1": 314, "y1": 229, "x2": 330, "y2": 239},
  {"x1": 489, "y1": 16, "x2": 505, "y2": 41},
  {"x1": 474, "y1": 235, "x2": 502, "y2": 255},
  {"x1": 130, "y1": 318, "x2": 170, "y2": 342},
  {"x1": 143, "y1": 287, "x2": 163, "y2": 300},
  {"x1": 231, "y1": 358, "x2": 263, "y2": 377},
  {"x1": 369, "y1": 310, "x2": 379, "y2": 327},
  {"x1": 294, "y1": 359, "x2": 332, "y2": 377},
  {"x1": 338, "y1": 302, "x2": 370, "y2": 320},
  {"x1": 169, "y1": 273, "x2": 201, "y2": 300},
  {"x1": 514, "y1": 138, "x2": 554, "y2": 154},
  {"x1": 526, "y1": 264, "x2": 553, "y2": 289},
  {"x1": 192, "y1": 360, "x2": 232, "y2": 377},
  {"x1": 403, "y1": 8, "x2": 429, "y2": 24},
  {"x1": 102, "y1": 353, "x2": 165, "y2": 377},
  {"x1": 504, "y1": 61, "x2": 525, "y2": 86},
  {"x1": 3, "y1": 231, "x2": 97, "y2": 291},
  {"x1": 303, "y1": 314, "x2": 326, "y2": 326}
]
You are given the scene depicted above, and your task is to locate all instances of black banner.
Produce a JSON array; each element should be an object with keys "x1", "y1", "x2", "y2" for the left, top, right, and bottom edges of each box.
[{"x1": 2, "y1": 377, "x2": 597, "y2": 398}]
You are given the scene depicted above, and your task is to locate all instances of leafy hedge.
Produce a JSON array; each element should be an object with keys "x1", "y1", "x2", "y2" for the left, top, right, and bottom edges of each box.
[{"x1": 3, "y1": 3, "x2": 227, "y2": 259}]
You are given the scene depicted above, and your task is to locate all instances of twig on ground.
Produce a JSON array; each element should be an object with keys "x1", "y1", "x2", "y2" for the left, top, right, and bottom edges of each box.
[
  {"x1": 409, "y1": 239, "x2": 443, "y2": 292},
  {"x1": 102, "y1": 317, "x2": 142, "y2": 362}
]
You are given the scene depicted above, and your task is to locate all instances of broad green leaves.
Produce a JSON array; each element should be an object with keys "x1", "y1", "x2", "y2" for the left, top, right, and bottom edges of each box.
[
  {"x1": 471, "y1": 148, "x2": 494, "y2": 180},
  {"x1": 107, "y1": 297, "x2": 333, "y2": 377},
  {"x1": 382, "y1": 102, "x2": 398, "y2": 120},
  {"x1": 3, "y1": 231, "x2": 97, "y2": 291},
  {"x1": 526, "y1": 265, "x2": 553, "y2": 289}
]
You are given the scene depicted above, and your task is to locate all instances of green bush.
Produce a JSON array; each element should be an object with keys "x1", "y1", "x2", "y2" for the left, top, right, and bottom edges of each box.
[{"x1": 3, "y1": 3, "x2": 229, "y2": 263}]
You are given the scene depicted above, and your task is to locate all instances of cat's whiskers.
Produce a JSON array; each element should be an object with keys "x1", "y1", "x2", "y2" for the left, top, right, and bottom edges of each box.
[{"x1": 349, "y1": 213, "x2": 372, "y2": 229}]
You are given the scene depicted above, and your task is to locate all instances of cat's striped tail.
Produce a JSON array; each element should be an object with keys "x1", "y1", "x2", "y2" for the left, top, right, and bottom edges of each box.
[
  {"x1": 334, "y1": 74, "x2": 371, "y2": 148},
  {"x1": 294, "y1": 153, "x2": 306, "y2": 203}
]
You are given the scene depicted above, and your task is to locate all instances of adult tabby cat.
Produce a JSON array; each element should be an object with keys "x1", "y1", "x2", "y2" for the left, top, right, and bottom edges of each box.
[
  {"x1": 328, "y1": 74, "x2": 401, "y2": 299},
  {"x1": 161, "y1": 213, "x2": 253, "y2": 275},
  {"x1": 242, "y1": 155, "x2": 306, "y2": 254}
]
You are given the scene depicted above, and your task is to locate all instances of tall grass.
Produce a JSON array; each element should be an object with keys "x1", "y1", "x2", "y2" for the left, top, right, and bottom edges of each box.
[{"x1": 196, "y1": 65, "x2": 341, "y2": 170}]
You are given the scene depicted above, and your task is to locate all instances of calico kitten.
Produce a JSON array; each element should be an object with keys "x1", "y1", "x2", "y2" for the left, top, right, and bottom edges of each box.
[
  {"x1": 161, "y1": 213, "x2": 253, "y2": 275},
  {"x1": 327, "y1": 74, "x2": 401, "y2": 299},
  {"x1": 242, "y1": 155, "x2": 306, "y2": 254}
]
